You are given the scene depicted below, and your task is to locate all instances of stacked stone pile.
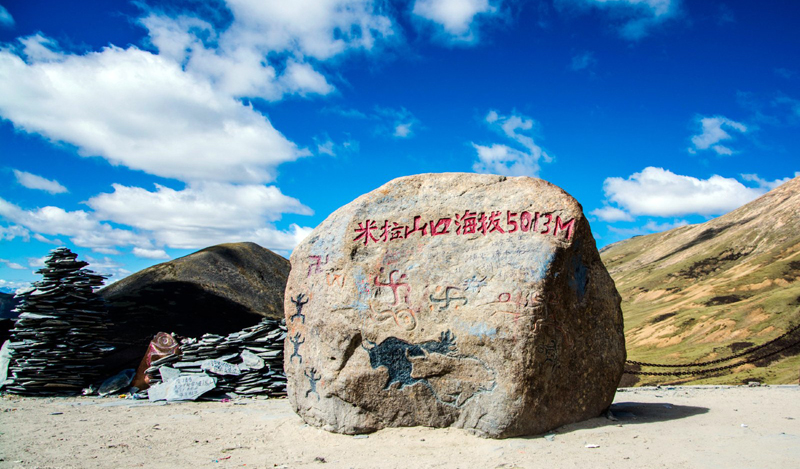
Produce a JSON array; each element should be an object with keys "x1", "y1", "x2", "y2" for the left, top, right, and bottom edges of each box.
[
  {"x1": 144, "y1": 318, "x2": 287, "y2": 397},
  {"x1": 3, "y1": 248, "x2": 114, "y2": 395}
]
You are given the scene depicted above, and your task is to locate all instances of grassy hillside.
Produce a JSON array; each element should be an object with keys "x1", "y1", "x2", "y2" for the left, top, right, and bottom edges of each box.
[{"x1": 601, "y1": 177, "x2": 800, "y2": 386}]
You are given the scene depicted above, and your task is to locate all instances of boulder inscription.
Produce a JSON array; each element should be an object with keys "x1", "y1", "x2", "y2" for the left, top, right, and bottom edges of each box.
[{"x1": 285, "y1": 173, "x2": 625, "y2": 438}]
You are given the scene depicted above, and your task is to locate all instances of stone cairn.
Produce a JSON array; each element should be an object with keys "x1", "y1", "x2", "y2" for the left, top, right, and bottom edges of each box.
[
  {"x1": 144, "y1": 318, "x2": 287, "y2": 397},
  {"x1": 3, "y1": 248, "x2": 114, "y2": 395}
]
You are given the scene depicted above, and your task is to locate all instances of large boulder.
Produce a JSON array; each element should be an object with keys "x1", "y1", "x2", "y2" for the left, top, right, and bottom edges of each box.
[
  {"x1": 284, "y1": 173, "x2": 625, "y2": 438},
  {"x1": 100, "y1": 242, "x2": 290, "y2": 367}
]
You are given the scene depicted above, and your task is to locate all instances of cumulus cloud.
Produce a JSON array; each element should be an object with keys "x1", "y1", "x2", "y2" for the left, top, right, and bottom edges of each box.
[
  {"x1": 559, "y1": 0, "x2": 680, "y2": 40},
  {"x1": 141, "y1": 0, "x2": 393, "y2": 100},
  {"x1": 0, "y1": 42, "x2": 308, "y2": 184},
  {"x1": 86, "y1": 182, "x2": 314, "y2": 251},
  {"x1": 0, "y1": 5, "x2": 13, "y2": 28},
  {"x1": 688, "y1": 115, "x2": 748, "y2": 155},
  {"x1": 0, "y1": 197, "x2": 149, "y2": 252},
  {"x1": 0, "y1": 180, "x2": 315, "y2": 254},
  {"x1": 472, "y1": 110, "x2": 551, "y2": 177},
  {"x1": 0, "y1": 2, "x2": 398, "y2": 258},
  {"x1": 13, "y1": 170, "x2": 68, "y2": 194},
  {"x1": 599, "y1": 167, "x2": 766, "y2": 217},
  {"x1": 412, "y1": 0, "x2": 498, "y2": 42}
]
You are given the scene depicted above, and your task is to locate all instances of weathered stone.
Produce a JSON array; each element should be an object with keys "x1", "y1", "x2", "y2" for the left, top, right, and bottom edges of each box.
[
  {"x1": 284, "y1": 173, "x2": 625, "y2": 438},
  {"x1": 99, "y1": 242, "x2": 290, "y2": 368}
]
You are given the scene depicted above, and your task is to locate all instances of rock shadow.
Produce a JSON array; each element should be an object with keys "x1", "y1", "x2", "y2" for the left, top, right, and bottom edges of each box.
[{"x1": 513, "y1": 401, "x2": 709, "y2": 439}]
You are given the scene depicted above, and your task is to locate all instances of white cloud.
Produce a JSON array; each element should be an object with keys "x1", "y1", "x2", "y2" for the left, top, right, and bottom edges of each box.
[
  {"x1": 86, "y1": 182, "x2": 314, "y2": 250},
  {"x1": 600, "y1": 167, "x2": 766, "y2": 217},
  {"x1": 560, "y1": 0, "x2": 680, "y2": 40},
  {"x1": 591, "y1": 206, "x2": 633, "y2": 222},
  {"x1": 570, "y1": 51, "x2": 596, "y2": 71},
  {"x1": 0, "y1": 224, "x2": 30, "y2": 242},
  {"x1": 27, "y1": 256, "x2": 47, "y2": 268},
  {"x1": 316, "y1": 138, "x2": 336, "y2": 156},
  {"x1": 472, "y1": 144, "x2": 540, "y2": 177},
  {"x1": 741, "y1": 172, "x2": 800, "y2": 190},
  {"x1": 375, "y1": 107, "x2": 420, "y2": 139},
  {"x1": 688, "y1": 115, "x2": 747, "y2": 155},
  {"x1": 412, "y1": 0, "x2": 498, "y2": 42},
  {"x1": 0, "y1": 42, "x2": 309, "y2": 184},
  {"x1": 472, "y1": 110, "x2": 551, "y2": 177},
  {"x1": 322, "y1": 106, "x2": 370, "y2": 119},
  {"x1": 84, "y1": 255, "x2": 131, "y2": 282},
  {"x1": 0, "y1": 197, "x2": 150, "y2": 252},
  {"x1": 608, "y1": 219, "x2": 688, "y2": 237},
  {"x1": 0, "y1": 5, "x2": 13, "y2": 28},
  {"x1": 313, "y1": 134, "x2": 358, "y2": 157},
  {"x1": 394, "y1": 123, "x2": 413, "y2": 138},
  {"x1": 13, "y1": 169, "x2": 68, "y2": 194},
  {"x1": 141, "y1": 0, "x2": 393, "y2": 100},
  {"x1": 19, "y1": 34, "x2": 62, "y2": 62},
  {"x1": 33, "y1": 233, "x2": 64, "y2": 245},
  {"x1": 0, "y1": 259, "x2": 25, "y2": 270},
  {"x1": 133, "y1": 247, "x2": 170, "y2": 260}
]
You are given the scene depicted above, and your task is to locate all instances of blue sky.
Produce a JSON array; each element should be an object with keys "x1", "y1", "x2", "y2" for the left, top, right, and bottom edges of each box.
[{"x1": 0, "y1": 0, "x2": 798, "y2": 291}]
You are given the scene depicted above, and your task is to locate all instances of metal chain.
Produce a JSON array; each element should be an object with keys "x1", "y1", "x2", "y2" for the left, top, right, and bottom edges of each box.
[
  {"x1": 625, "y1": 321, "x2": 800, "y2": 368},
  {"x1": 624, "y1": 335, "x2": 800, "y2": 376}
]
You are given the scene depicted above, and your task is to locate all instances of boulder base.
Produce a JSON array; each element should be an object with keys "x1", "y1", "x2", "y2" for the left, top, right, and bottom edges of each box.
[{"x1": 285, "y1": 173, "x2": 625, "y2": 438}]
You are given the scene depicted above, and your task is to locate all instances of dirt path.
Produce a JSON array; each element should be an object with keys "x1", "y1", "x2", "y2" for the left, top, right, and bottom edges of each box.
[{"x1": 1, "y1": 386, "x2": 798, "y2": 468}]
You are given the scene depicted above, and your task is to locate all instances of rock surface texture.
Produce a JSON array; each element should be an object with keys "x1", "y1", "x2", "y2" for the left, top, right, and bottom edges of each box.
[{"x1": 284, "y1": 173, "x2": 625, "y2": 438}]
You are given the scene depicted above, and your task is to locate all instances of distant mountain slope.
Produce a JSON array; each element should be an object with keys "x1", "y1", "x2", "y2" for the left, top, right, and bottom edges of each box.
[
  {"x1": 99, "y1": 242, "x2": 290, "y2": 368},
  {"x1": 601, "y1": 176, "x2": 800, "y2": 385}
]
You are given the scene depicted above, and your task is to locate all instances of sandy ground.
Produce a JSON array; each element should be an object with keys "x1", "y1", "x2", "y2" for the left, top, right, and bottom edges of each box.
[{"x1": 1, "y1": 386, "x2": 798, "y2": 469}]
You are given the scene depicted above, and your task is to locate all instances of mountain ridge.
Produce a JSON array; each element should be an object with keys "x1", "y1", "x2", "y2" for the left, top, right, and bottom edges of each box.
[{"x1": 601, "y1": 176, "x2": 800, "y2": 385}]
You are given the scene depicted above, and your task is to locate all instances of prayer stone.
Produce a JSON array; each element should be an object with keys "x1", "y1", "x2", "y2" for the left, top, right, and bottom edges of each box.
[{"x1": 284, "y1": 173, "x2": 626, "y2": 438}]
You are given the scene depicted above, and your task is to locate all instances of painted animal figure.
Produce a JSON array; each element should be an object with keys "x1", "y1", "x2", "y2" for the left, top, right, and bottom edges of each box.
[{"x1": 363, "y1": 330, "x2": 456, "y2": 389}]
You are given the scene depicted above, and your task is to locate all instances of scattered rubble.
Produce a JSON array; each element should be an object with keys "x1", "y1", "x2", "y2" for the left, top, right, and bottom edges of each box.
[{"x1": 143, "y1": 318, "x2": 287, "y2": 398}]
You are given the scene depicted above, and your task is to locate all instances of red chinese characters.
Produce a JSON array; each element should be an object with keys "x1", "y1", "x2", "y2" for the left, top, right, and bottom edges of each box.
[{"x1": 353, "y1": 210, "x2": 576, "y2": 245}]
